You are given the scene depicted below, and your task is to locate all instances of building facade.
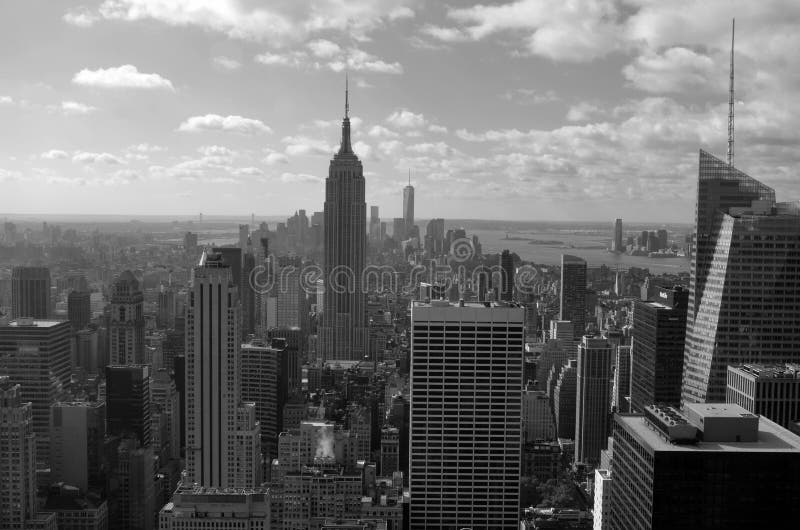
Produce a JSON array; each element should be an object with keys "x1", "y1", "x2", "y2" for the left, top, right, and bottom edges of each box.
[
  {"x1": 559, "y1": 255, "x2": 586, "y2": 340},
  {"x1": 727, "y1": 364, "x2": 800, "y2": 428},
  {"x1": 574, "y1": 337, "x2": 612, "y2": 465},
  {"x1": 11, "y1": 266, "x2": 50, "y2": 319},
  {"x1": 409, "y1": 300, "x2": 523, "y2": 529}
]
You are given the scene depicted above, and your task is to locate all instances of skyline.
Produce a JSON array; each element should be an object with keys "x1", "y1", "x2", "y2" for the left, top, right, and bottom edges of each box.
[{"x1": 1, "y1": 1, "x2": 800, "y2": 222}]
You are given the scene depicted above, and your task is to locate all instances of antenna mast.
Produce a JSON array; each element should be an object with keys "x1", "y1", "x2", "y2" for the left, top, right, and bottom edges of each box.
[
  {"x1": 727, "y1": 18, "x2": 735, "y2": 167},
  {"x1": 345, "y1": 73, "x2": 349, "y2": 119}
]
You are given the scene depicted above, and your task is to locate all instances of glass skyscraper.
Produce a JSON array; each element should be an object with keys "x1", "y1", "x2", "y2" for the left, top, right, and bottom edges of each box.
[{"x1": 682, "y1": 150, "x2": 800, "y2": 403}]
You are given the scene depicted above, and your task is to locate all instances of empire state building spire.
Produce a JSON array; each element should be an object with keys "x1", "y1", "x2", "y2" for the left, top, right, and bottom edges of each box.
[{"x1": 338, "y1": 74, "x2": 353, "y2": 155}]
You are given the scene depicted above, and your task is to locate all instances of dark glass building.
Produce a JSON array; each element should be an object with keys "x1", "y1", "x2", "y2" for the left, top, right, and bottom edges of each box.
[
  {"x1": 608, "y1": 404, "x2": 800, "y2": 529},
  {"x1": 105, "y1": 365, "x2": 151, "y2": 447},
  {"x1": 559, "y1": 254, "x2": 586, "y2": 340},
  {"x1": 499, "y1": 249, "x2": 514, "y2": 302},
  {"x1": 630, "y1": 286, "x2": 688, "y2": 412},
  {"x1": 67, "y1": 289, "x2": 91, "y2": 331},
  {"x1": 11, "y1": 266, "x2": 50, "y2": 319}
]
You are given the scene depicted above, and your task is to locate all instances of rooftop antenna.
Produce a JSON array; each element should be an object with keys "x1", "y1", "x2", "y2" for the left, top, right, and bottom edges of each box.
[
  {"x1": 408, "y1": 168, "x2": 411, "y2": 186},
  {"x1": 727, "y1": 18, "x2": 735, "y2": 167},
  {"x1": 345, "y1": 72, "x2": 349, "y2": 119}
]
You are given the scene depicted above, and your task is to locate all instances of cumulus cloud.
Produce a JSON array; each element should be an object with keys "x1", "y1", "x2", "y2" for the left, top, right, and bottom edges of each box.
[
  {"x1": 212, "y1": 56, "x2": 242, "y2": 70},
  {"x1": 307, "y1": 39, "x2": 342, "y2": 59},
  {"x1": 72, "y1": 65, "x2": 175, "y2": 90},
  {"x1": 281, "y1": 172, "x2": 323, "y2": 183},
  {"x1": 623, "y1": 47, "x2": 718, "y2": 93},
  {"x1": 500, "y1": 88, "x2": 560, "y2": 105},
  {"x1": 264, "y1": 152, "x2": 289, "y2": 165},
  {"x1": 386, "y1": 109, "x2": 426, "y2": 129},
  {"x1": 178, "y1": 114, "x2": 272, "y2": 135},
  {"x1": 256, "y1": 47, "x2": 402, "y2": 74},
  {"x1": 282, "y1": 135, "x2": 335, "y2": 156},
  {"x1": 72, "y1": 151, "x2": 125, "y2": 164},
  {"x1": 41, "y1": 150, "x2": 69, "y2": 160},
  {"x1": 60, "y1": 101, "x2": 98, "y2": 115}
]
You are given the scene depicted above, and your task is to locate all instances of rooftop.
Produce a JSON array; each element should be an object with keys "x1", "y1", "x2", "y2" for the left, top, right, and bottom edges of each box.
[
  {"x1": 412, "y1": 300, "x2": 522, "y2": 309},
  {"x1": 729, "y1": 363, "x2": 800, "y2": 380},
  {"x1": 5, "y1": 319, "x2": 66, "y2": 328},
  {"x1": 617, "y1": 411, "x2": 800, "y2": 453}
]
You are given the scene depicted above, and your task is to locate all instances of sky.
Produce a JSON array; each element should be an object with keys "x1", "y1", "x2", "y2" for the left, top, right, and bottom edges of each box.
[{"x1": 1, "y1": 0, "x2": 799, "y2": 223}]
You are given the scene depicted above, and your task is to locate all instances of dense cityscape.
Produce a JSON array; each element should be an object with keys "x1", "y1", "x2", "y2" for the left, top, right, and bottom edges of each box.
[{"x1": 2, "y1": 2, "x2": 800, "y2": 530}]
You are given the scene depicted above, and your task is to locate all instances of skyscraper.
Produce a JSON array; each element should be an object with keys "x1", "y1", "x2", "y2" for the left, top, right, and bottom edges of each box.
[
  {"x1": 109, "y1": 271, "x2": 145, "y2": 365},
  {"x1": 186, "y1": 251, "x2": 260, "y2": 488},
  {"x1": 403, "y1": 173, "x2": 414, "y2": 239},
  {"x1": 0, "y1": 319, "x2": 72, "y2": 467},
  {"x1": 560, "y1": 254, "x2": 587, "y2": 340},
  {"x1": 67, "y1": 289, "x2": 91, "y2": 331},
  {"x1": 611, "y1": 218, "x2": 623, "y2": 252},
  {"x1": 11, "y1": 266, "x2": 50, "y2": 319},
  {"x1": 631, "y1": 286, "x2": 688, "y2": 412},
  {"x1": 106, "y1": 365, "x2": 151, "y2": 448},
  {"x1": 554, "y1": 360, "x2": 578, "y2": 440},
  {"x1": 682, "y1": 150, "x2": 800, "y2": 404},
  {"x1": 50, "y1": 401, "x2": 106, "y2": 493},
  {"x1": 575, "y1": 336, "x2": 612, "y2": 465},
  {"x1": 318, "y1": 82, "x2": 368, "y2": 361},
  {"x1": 240, "y1": 342, "x2": 283, "y2": 464},
  {"x1": 0, "y1": 376, "x2": 57, "y2": 529},
  {"x1": 499, "y1": 249, "x2": 514, "y2": 301},
  {"x1": 726, "y1": 364, "x2": 800, "y2": 429},
  {"x1": 608, "y1": 404, "x2": 800, "y2": 529},
  {"x1": 409, "y1": 300, "x2": 522, "y2": 529}
]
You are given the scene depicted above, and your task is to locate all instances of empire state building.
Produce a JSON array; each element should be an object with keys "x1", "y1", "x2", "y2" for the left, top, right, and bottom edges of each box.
[{"x1": 318, "y1": 82, "x2": 369, "y2": 361}]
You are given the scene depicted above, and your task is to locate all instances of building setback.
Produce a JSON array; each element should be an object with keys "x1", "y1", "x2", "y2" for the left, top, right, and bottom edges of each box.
[{"x1": 727, "y1": 364, "x2": 800, "y2": 429}]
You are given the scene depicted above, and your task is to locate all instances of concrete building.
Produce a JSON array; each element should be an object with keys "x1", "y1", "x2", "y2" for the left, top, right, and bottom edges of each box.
[
  {"x1": 158, "y1": 482, "x2": 277, "y2": 530},
  {"x1": 593, "y1": 468, "x2": 612, "y2": 530},
  {"x1": 107, "y1": 437, "x2": 156, "y2": 530},
  {"x1": 611, "y1": 345, "x2": 631, "y2": 413},
  {"x1": 631, "y1": 286, "x2": 688, "y2": 412},
  {"x1": 727, "y1": 364, "x2": 800, "y2": 428},
  {"x1": 559, "y1": 255, "x2": 586, "y2": 340},
  {"x1": 150, "y1": 368, "x2": 180, "y2": 461},
  {"x1": 44, "y1": 484, "x2": 108, "y2": 530},
  {"x1": 575, "y1": 337, "x2": 612, "y2": 465},
  {"x1": 241, "y1": 342, "x2": 284, "y2": 465},
  {"x1": 409, "y1": 300, "x2": 523, "y2": 529},
  {"x1": 186, "y1": 250, "x2": 261, "y2": 488},
  {"x1": 0, "y1": 319, "x2": 72, "y2": 466},
  {"x1": 109, "y1": 271, "x2": 145, "y2": 365},
  {"x1": 608, "y1": 403, "x2": 800, "y2": 529},
  {"x1": 283, "y1": 467, "x2": 363, "y2": 529},
  {"x1": 11, "y1": 266, "x2": 50, "y2": 319},
  {"x1": 0, "y1": 376, "x2": 58, "y2": 530}
]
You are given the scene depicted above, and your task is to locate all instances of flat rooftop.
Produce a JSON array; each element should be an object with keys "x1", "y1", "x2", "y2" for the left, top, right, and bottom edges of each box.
[
  {"x1": 4, "y1": 319, "x2": 66, "y2": 328},
  {"x1": 729, "y1": 363, "x2": 800, "y2": 380},
  {"x1": 618, "y1": 413, "x2": 800, "y2": 453},
  {"x1": 412, "y1": 300, "x2": 522, "y2": 309}
]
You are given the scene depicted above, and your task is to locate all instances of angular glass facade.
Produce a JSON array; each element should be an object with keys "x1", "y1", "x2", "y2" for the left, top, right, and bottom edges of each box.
[{"x1": 682, "y1": 150, "x2": 800, "y2": 403}]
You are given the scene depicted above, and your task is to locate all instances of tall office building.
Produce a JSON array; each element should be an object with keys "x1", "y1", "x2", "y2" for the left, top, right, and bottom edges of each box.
[
  {"x1": 318, "y1": 84, "x2": 368, "y2": 361},
  {"x1": 409, "y1": 300, "x2": 523, "y2": 529},
  {"x1": 0, "y1": 376, "x2": 57, "y2": 530},
  {"x1": 186, "y1": 251, "x2": 260, "y2": 488},
  {"x1": 608, "y1": 404, "x2": 800, "y2": 529},
  {"x1": 240, "y1": 343, "x2": 283, "y2": 464},
  {"x1": 106, "y1": 365, "x2": 151, "y2": 447},
  {"x1": 67, "y1": 290, "x2": 91, "y2": 331},
  {"x1": 241, "y1": 244, "x2": 256, "y2": 340},
  {"x1": 499, "y1": 249, "x2": 514, "y2": 302},
  {"x1": 156, "y1": 286, "x2": 176, "y2": 329},
  {"x1": 150, "y1": 368, "x2": 181, "y2": 462},
  {"x1": 392, "y1": 217, "x2": 406, "y2": 241},
  {"x1": 611, "y1": 218, "x2": 623, "y2": 252},
  {"x1": 631, "y1": 286, "x2": 688, "y2": 412},
  {"x1": 554, "y1": 359, "x2": 578, "y2": 440},
  {"x1": 50, "y1": 401, "x2": 106, "y2": 493},
  {"x1": 424, "y1": 218, "x2": 445, "y2": 255},
  {"x1": 0, "y1": 319, "x2": 71, "y2": 466},
  {"x1": 559, "y1": 255, "x2": 586, "y2": 340},
  {"x1": 727, "y1": 364, "x2": 800, "y2": 429},
  {"x1": 11, "y1": 266, "x2": 50, "y2": 319},
  {"x1": 574, "y1": 337, "x2": 612, "y2": 465},
  {"x1": 109, "y1": 271, "x2": 145, "y2": 365},
  {"x1": 275, "y1": 256, "x2": 303, "y2": 328},
  {"x1": 238, "y1": 224, "x2": 249, "y2": 250},
  {"x1": 682, "y1": 150, "x2": 800, "y2": 404},
  {"x1": 523, "y1": 385, "x2": 554, "y2": 442},
  {"x1": 108, "y1": 437, "x2": 156, "y2": 530},
  {"x1": 611, "y1": 344, "x2": 632, "y2": 413},
  {"x1": 369, "y1": 205, "x2": 381, "y2": 241},
  {"x1": 403, "y1": 175, "x2": 414, "y2": 239}
]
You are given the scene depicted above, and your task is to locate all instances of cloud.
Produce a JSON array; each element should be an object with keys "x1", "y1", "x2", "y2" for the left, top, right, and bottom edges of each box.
[
  {"x1": 198, "y1": 145, "x2": 235, "y2": 157},
  {"x1": 72, "y1": 151, "x2": 125, "y2": 164},
  {"x1": 232, "y1": 167, "x2": 264, "y2": 177},
  {"x1": 41, "y1": 150, "x2": 69, "y2": 160},
  {"x1": 60, "y1": 101, "x2": 98, "y2": 115},
  {"x1": 420, "y1": 25, "x2": 471, "y2": 43},
  {"x1": 128, "y1": 143, "x2": 166, "y2": 153},
  {"x1": 212, "y1": 56, "x2": 242, "y2": 70},
  {"x1": 283, "y1": 135, "x2": 335, "y2": 157},
  {"x1": 428, "y1": 124, "x2": 448, "y2": 134},
  {"x1": 500, "y1": 88, "x2": 560, "y2": 105},
  {"x1": 0, "y1": 96, "x2": 13, "y2": 105},
  {"x1": 368, "y1": 125, "x2": 399, "y2": 138},
  {"x1": 566, "y1": 102, "x2": 604, "y2": 122},
  {"x1": 280, "y1": 172, "x2": 323, "y2": 183},
  {"x1": 86, "y1": 0, "x2": 417, "y2": 45},
  {"x1": 63, "y1": 8, "x2": 99, "y2": 27},
  {"x1": 178, "y1": 114, "x2": 272, "y2": 135},
  {"x1": 0, "y1": 169, "x2": 23, "y2": 183},
  {"x1": 307, "y1": 39, "x2": 342, "y2": 59},
  {"x1": 623, "y1": 47, "x2": 717, "y2": 93},
  {"x1": 72, "y1": 64, "x2": 175, "y2": 90},
  {"x1": 386, "y1": 109, "x2": 426, "y2": 129},
  {"x1": 256, "y1": 47, "x2": 402, "y2": 74},
  {"x1": 264, "y1": 152, "x2": 289, "y2": 165}
]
